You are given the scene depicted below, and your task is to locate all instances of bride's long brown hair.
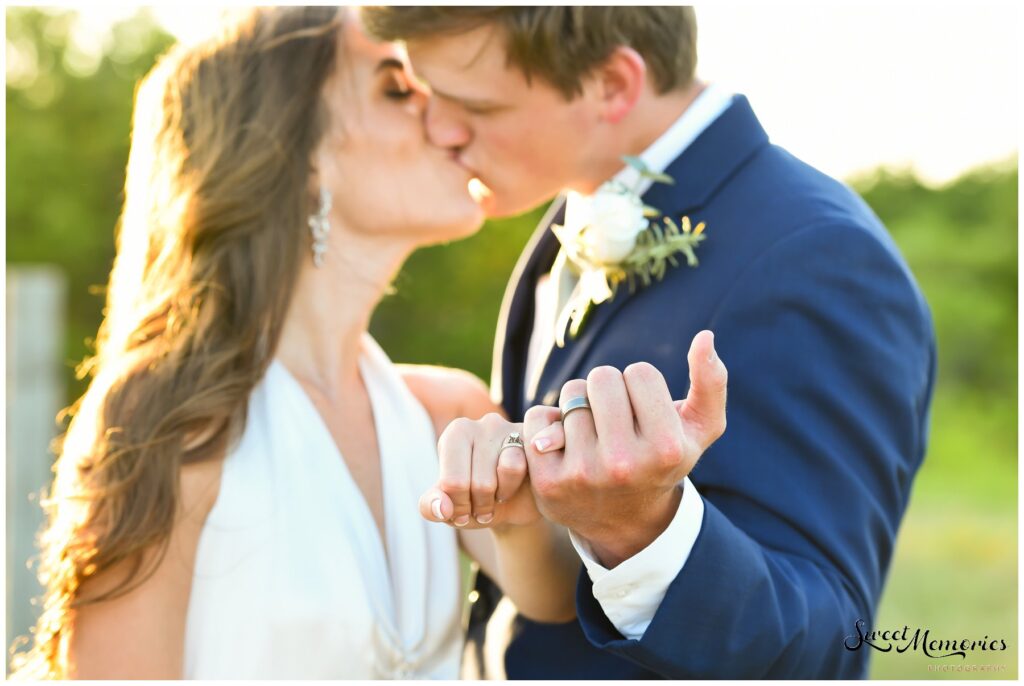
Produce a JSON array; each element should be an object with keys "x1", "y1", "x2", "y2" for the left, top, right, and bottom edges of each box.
[{"x1": 9, "y1": 7, "x2": 344, "y2": 678}]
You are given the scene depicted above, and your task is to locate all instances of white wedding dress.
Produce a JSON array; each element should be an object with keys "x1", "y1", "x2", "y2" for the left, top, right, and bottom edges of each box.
[{"x1": 182, "y1": 334, "x2": 464, "y2": 679}]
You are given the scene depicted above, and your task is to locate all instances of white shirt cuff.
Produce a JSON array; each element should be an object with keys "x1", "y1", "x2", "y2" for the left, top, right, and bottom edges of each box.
[{"x1": 568, "y1": 476, "x2": 705, "y2": 640}]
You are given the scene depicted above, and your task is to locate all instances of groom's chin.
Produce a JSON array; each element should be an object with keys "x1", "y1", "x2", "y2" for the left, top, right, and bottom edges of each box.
[
  {"x1": 440, "y1": 207, "x2": 488, "y2": 243},
  {"x1": 469, "y1": 178, "x2": 535, "y2": 219},
  {"x1": 479, "y1": 185, "x2": 560, "y2": 220},
  {"x1": 479, "y1": 191, "x2": 538, "y2": 221}
]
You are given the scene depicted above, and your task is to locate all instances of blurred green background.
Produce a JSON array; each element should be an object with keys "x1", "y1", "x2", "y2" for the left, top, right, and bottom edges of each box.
[{"x1": 5, "y1": 8, "x2": 1017, "y2": 679}]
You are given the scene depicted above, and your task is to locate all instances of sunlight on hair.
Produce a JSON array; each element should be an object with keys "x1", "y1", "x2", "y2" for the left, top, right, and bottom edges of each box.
[{"x1": 108, "y1": 54, "x2": 190, "y2": 360}]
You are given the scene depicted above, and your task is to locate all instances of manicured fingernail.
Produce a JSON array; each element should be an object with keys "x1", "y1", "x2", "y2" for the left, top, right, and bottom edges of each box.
[
  {"x1": 454, "y1": 514, "x2": 470, "y2": 527},
  {"x1": 430, "y1": 498, "x2": 443, "y2": 520},
  {"x1": 707, "y1": 335, "x2": 717, "y2": 363},
  {"x1": 533, "y1": 438, "x2": 552, "y2": 452},
  {"x1": 476, "y1": 513, "x2": 493, "y2": 524}
]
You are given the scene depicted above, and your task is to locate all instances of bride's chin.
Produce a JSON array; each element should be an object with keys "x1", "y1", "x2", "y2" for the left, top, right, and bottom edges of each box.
[
  {"x1": 450, "y1": 188, "x2": 488, "y2": 237},
  {"x1": 411, "y1": 207, "x2": 485, "y2": 246},
  {"x1": 446, "y1": 207, "x2": 486, "y2": 240},
  {"x1": 413, "y1": 182, "x2": 487, "y2": 243}
]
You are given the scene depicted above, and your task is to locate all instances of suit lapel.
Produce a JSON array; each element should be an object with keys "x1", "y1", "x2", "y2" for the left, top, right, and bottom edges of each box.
[
  {"x1": 491, "y1": 195, "x2": 566, "y2": 416},
  {"x1": 532, "y1": 95, "x2": 771, "y2": 406}
]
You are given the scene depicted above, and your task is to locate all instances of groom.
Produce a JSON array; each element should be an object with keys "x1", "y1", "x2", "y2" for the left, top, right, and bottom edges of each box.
[{"x1": 364, "y1": 6, "x2": 936, "y2": 679}]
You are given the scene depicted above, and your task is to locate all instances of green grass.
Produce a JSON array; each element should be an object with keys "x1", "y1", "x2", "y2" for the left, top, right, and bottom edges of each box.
[
  {"x1": 869, "y1": 501, "x2": 1017, "y2": 679},
  {"x1": 867, "y1": 386, "x2": 1017, "y2": 679}
]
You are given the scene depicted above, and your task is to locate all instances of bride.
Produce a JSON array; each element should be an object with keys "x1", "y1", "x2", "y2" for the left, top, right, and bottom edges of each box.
[{"x1": 10, "y1": 7, "x2": 578, "y2": 679}]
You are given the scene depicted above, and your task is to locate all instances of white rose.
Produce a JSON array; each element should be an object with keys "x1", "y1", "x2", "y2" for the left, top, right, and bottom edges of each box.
[{"x1": 581, "y1": 186, "x2": 649, "y2": 263}]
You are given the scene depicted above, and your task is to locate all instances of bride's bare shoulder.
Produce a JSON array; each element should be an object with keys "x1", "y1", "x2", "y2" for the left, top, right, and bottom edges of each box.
[
  {"x1": 67, "y1": 445, "x2": 224, "y2": 678},
  {"x1": 397, "y1": 364, "x2": 503, "y2": 432}
]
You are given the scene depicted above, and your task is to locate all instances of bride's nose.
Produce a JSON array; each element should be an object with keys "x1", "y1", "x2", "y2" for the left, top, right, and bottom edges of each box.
[{"x1": 407, "y1": 76, "x2": 431, "y2": 115}]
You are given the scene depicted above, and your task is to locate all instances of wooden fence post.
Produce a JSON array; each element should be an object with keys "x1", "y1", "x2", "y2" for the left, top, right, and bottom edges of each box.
[{"x1": 6, "y1": 266, "x2": 66, "y2": 665}]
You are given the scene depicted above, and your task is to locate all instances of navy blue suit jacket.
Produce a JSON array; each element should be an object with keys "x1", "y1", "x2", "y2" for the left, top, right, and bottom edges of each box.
[{"x1": 465, "y1": 95, "x2": 936, "y2": 679}]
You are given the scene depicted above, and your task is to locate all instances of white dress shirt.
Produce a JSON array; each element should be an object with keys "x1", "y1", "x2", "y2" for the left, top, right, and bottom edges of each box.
[{"x1": 523, "y1": 83, "x2": 735, "y2": 641}]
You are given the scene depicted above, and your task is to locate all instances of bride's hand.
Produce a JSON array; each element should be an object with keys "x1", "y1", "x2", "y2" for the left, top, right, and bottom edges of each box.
[{"x1": 419, "y1": 413, "x2": 563, "y2": 529}]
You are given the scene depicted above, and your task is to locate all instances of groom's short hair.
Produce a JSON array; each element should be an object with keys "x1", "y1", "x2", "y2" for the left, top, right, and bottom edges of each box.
[{"x1": 361, "y1": 6, "x2": 698, "y2": 100}]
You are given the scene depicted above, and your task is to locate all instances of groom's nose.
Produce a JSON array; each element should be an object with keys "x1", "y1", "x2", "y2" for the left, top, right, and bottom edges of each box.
[{"x1": 424, "y1": 97, "x2": 472, "y2": 151}]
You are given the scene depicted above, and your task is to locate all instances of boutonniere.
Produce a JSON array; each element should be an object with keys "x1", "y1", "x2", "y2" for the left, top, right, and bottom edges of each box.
[{"x1": 552, "y1": 156, "x2": 708, "y2": 347}]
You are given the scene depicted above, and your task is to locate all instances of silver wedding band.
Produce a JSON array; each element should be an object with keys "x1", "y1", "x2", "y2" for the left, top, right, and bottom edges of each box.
[
  {"x1": 560, "y1": 396, "x2": 592, "y2": 422},
  {"x1": 499, "y1": 432, "x2": 524, "y2": 455}
]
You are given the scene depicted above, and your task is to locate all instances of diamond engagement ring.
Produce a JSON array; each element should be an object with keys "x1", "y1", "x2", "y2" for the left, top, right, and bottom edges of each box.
[
  {"x1": 499, "y1": 432, "x2": 525, "y2": 454},
  {"x1": 560, "y1": 396, "x2": 592, "y2": 422}
]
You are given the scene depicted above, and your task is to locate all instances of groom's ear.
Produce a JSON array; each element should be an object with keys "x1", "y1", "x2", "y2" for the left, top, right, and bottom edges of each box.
[{"x1": 592, "y1": 46, "x2": 647, "y2": 125}]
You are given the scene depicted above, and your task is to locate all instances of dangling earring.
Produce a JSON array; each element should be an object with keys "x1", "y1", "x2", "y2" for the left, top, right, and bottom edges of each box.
[{"x1": 308, "y1": 187, "x2": 332, "y2": 268}]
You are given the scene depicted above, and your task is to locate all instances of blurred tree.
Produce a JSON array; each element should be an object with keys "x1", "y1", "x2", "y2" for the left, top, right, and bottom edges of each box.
[
  {"x1": 853, "y1": 164, "x2": 1018, "y2": 396},
  {"x1": 6, "y1": 7, "x2": 175, "y2": 405},
  {"x1": 370, "y1": 207, "x2": 547, "y2": 381}
]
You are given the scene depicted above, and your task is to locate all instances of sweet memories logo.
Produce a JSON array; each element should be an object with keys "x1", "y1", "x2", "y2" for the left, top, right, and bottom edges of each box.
[{"x1": 844, "y1": 619, "x2": 1008, "y2": 659}]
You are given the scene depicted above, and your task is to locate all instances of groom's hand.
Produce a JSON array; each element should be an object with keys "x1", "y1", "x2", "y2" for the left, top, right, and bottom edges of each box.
[{"x1": 525, "y1": 330, "x2": 728, "y2": 568}]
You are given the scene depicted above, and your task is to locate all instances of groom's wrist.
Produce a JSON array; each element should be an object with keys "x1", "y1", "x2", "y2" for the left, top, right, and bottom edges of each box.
[{"x1": 577, "y1": 485, "x2": 682, "y2": 568}]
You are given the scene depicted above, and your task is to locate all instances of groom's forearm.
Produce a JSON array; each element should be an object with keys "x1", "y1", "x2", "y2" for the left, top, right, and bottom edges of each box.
[
  {"x1": 576, "y1": 498, "x2": 870, "y2": 678},
  {"x1": 490, "y1": 518, "x2": 580, "y2": 623}
]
